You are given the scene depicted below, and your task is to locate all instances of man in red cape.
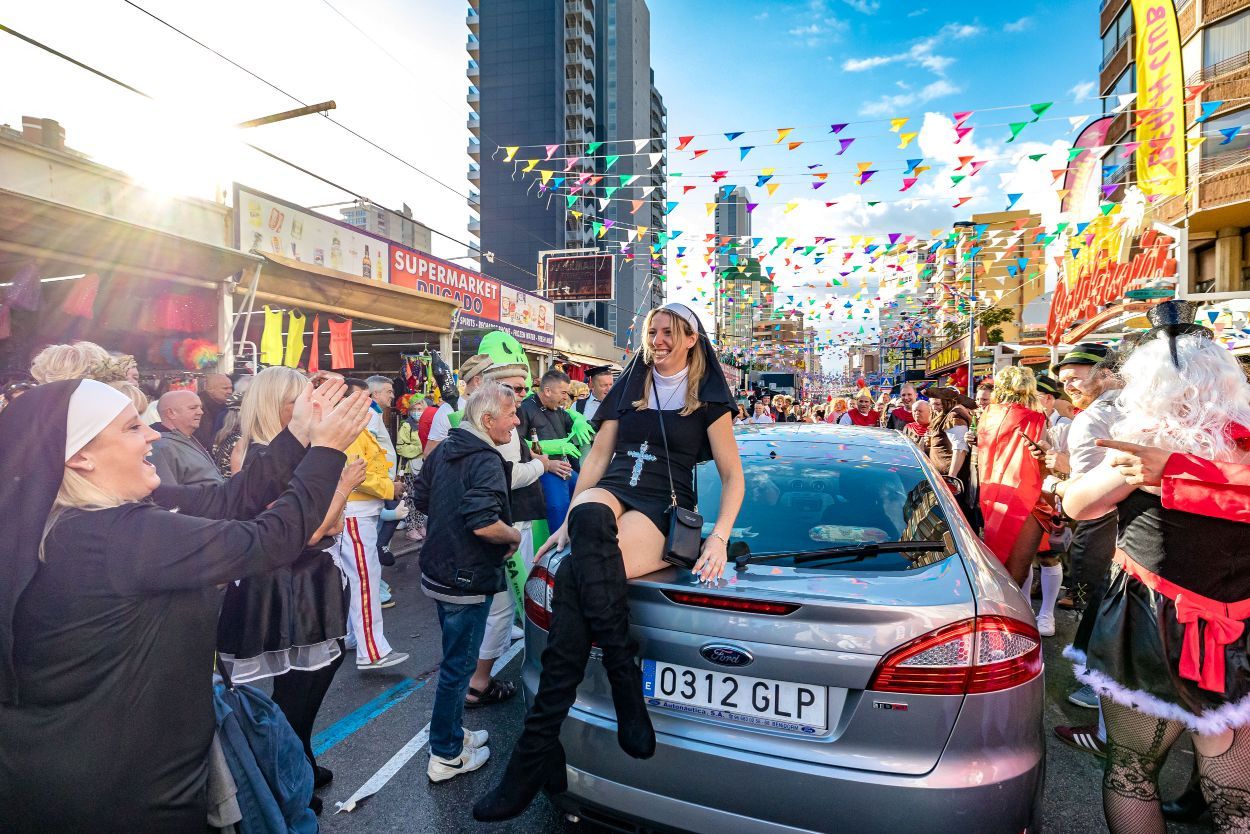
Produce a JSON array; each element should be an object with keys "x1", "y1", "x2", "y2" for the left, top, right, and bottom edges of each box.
[{"x1": 976, "y1": 378, "x2": 1048, "y2": 585}]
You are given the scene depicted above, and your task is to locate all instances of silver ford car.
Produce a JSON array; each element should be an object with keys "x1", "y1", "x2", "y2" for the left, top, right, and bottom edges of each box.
[{"x1": 523, "y1": 424, "x2": 1044, "y2": 834}]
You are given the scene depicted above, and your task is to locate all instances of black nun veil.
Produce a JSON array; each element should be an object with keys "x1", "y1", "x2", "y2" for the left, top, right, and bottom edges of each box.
[
  {"x1": 0, "y1": 380, "x2": 78, "y2": 705},
  {"x1": 592, "y1": 303, "x2": 733, "y2": 461}
]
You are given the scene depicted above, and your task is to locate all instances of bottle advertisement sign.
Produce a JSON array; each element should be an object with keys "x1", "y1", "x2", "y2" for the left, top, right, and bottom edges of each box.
[{"x1": 233, "y1": 184, "x2": 388, "y2": 282}]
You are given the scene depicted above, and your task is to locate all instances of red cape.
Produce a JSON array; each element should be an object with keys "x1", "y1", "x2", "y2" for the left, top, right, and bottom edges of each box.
[
  {"x1": 845, "y1": 408, "x2": 880, "y2": 426},
  {"x1": 976, "y1": 403, "x2": 1046, "y2": 564}
]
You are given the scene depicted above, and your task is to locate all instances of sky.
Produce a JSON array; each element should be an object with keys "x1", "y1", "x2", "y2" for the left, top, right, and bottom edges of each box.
[{"x1": 1, "y1": 0, "x2": 1101, "y2": 371}]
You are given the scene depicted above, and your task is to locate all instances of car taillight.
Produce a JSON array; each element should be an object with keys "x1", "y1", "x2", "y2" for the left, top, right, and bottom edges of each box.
[
  {"x1": 524, "y1": 563, "x2": 555, "y2": 631},
  {"x1": 868, "y1": 615, "x2": 1041, "y2": 695},
  {"x1": 661, "y1": 590, "x2": 800, "y2": 616}
]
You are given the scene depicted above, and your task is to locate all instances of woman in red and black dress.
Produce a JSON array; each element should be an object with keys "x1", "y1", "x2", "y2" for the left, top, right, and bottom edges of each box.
[{"x1": 1064, "y1": 309, "x2": 1250, "y2": 834}]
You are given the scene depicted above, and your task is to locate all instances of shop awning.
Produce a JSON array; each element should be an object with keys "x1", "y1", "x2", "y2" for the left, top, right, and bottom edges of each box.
[
  {"x1": 245, "y1": 252, "x2": 459, "y2": 333},
  {"x1": 556, "y1": 348, "x2": 622, "y2": 369},
  {"x1": 0, "y1": 188, "x2": 261, "y2": 287}
]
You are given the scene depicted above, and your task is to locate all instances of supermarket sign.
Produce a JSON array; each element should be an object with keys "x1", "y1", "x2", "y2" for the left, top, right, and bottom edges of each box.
[{"x1": 391, "y1": 248, "x2": 554, "y2": 347}]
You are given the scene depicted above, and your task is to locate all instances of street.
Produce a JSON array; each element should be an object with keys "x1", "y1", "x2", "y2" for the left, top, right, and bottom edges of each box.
[{"x1": 294, "y1": 543, "x2": 1209, "y2": 834}]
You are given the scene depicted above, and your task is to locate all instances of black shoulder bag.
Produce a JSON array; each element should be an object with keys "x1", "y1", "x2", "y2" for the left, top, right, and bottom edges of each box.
[{"x1": 656, "y1": 404, "x2": 704, "y2": 569}]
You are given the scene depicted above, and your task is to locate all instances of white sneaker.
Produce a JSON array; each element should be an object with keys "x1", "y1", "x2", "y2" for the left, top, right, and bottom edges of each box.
[
  {"x1": 357, "y1": 650, "x2": 409, "y2": 671},
  {"x1": 464, "y1": 728, "x2": 489, "y2": 749},
  {"x1": 428, "y1": 745, "x2": 490, "y2": 783},
  {"x1": 510, "y1": 625, "x2": 525, "y2": 641},
  {"x1": 1036, "y1": 613, "x2": 1056, "y2": 638}
]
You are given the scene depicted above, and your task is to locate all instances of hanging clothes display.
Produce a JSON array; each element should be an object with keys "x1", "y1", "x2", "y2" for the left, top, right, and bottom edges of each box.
[
  {"x1": 328, "y1": 316, "x2": 354, "y2": 370},
  {"x1": 259, "y1": 306, "x2": 285, "y2": 366},
  {"x1": 308, "y1": 314, "x2": 321, "y2": 374},
  {"x1": 283, "y1": 309, "x2": 306, "y2": 368},
  {"x1": 59, "y1": 274, "x2": 100, "y2": 319},
  {"x1": 5, "y1": 262, "x2": 41, "y2": 311}
]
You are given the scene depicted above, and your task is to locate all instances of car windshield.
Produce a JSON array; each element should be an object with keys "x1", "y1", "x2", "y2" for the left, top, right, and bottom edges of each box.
[{"x1": 696, "y1": 455, "x2": 955, "y2": 571}]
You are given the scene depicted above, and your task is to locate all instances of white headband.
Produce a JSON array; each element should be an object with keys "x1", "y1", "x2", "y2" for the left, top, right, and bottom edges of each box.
[
  {"x1": 660, "y1": 303, "x2": 700, "y2": 333},
  {"x1": 65, "y1": 379, "x2": 133, "y2": 461}
]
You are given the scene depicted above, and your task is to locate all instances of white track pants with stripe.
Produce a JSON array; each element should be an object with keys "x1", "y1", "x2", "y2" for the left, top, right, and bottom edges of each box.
[{"x1": 332, "y1": 515, "x2": 392, "y2": 664}]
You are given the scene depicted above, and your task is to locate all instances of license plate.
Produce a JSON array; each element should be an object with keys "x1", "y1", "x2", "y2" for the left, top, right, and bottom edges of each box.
[{"x1": 641, "y1": 660, "x2": 828, "y2": 734}]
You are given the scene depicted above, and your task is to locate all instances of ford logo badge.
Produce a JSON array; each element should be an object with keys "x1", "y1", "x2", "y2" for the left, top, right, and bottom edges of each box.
[{"x1": 700, "y1": 645, "x2": 753, "y2": 667}]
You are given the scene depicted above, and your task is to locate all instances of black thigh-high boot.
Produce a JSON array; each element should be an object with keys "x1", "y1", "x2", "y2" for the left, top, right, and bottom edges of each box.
[
  {"x1": 566, "y1": 503, "x2": 655, "y2": 760},
  {"x1": 473, "y1": 559, "x2": 589, "y2": 822}
]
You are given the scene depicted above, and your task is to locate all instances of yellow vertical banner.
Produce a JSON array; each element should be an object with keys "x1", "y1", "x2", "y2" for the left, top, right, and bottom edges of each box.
[{"x1": 1131, "y1": 0, "x2": 1186, "y2": 197}]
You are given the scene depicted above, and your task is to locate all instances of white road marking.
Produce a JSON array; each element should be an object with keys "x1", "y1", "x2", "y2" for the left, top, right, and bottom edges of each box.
[{"x1": 334, "y1": 638, "x2": 526, "y2": 813}]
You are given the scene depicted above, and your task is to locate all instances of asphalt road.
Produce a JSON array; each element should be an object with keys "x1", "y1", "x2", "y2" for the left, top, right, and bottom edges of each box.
[{"x1": 292, "y1": 543, "x2": 1212, "y2": 834}]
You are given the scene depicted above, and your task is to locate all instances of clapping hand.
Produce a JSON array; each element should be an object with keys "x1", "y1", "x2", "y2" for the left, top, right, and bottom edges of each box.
[
  {"x1": 311, "y1": 390, "x2": 372, "y2": 451},
  {"x1": 288, "y1": 377, "x2": 349, "y2": 445}
]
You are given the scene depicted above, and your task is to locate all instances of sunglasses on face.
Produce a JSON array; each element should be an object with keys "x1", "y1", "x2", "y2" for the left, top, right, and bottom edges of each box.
[{"x1": 506, "y1": 385, "x2": 527, "y2": 395}]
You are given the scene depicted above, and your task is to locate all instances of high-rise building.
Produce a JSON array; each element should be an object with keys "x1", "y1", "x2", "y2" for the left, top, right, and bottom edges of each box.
[
  {"x1": 469, "y1": 0, "x2": 665, "y2": 348},
  {"x1": 712, "y1": 186, "x2": 772, "y2": 351},
  {"x1": 339, "y1": 201, "x2": 433, "y2": 252}
]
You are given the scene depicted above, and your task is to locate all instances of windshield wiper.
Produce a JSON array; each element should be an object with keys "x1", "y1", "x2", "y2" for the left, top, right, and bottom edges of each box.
[{"x1": 734, "y1": 540, "x2": 947, "y2": 569}]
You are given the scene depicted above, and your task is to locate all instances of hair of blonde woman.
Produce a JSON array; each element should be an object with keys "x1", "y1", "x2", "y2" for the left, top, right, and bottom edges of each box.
[
  {"x1": 108, "y1": 381, "x2": 149, "y2": 414},
  {"x1": 991, "y1": 366, "x2": 1040, "y2": 410},
  {"x1": 29, "y1": 341, "x2": 112, "y2": 384},
  {"x1": 631, "y1": 308, "x2": 706, "y2": 417},
  {"x1": 239, "y1": 366, "x2": 307, "y2": 447},
  {"x1": 1113, "y1": 333, "x2": 1250, "y2": 464}
]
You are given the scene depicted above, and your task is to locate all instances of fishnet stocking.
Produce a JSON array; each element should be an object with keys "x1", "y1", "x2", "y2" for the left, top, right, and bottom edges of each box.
[
  {"x1": 1101, "y1": 698, "x2": 1186, "y2": 834},
  {"x1": 1197, "y1": 726, "x2": 1250, "y2": 834}
]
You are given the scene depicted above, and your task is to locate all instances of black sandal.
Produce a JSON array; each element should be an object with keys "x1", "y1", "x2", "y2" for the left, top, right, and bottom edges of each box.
[{"x1": 465, "y1": 678, "x2": 518, "y2": 708}]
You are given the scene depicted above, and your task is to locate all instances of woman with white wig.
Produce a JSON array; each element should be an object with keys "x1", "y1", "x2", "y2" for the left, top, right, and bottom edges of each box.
[
  {"x1": 1063, "y1": 301, "x2": 1250, "y2": 834},
  {"x1": 0, "y1": 377, "x2": 371, "y2": 832}
]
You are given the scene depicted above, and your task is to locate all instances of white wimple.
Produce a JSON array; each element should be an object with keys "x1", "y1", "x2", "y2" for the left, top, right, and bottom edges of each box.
[{"x1": 1064, "y1": 644, "x2": 1250, "y2": 735}]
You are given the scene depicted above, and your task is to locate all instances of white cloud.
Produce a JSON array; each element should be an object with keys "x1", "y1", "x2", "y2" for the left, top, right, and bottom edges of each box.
[
  {"x1": 860, "y1": 79, "x2": 959, "y2": 116},
  {"x1": 907, "y1": 7, "x2": 929, "y2": 16},
  {"x1": 753, "y1": 11, "x2": 770, "y2": 20},
  {"x1": 841, "y1": 22, "x2": 981, "y2": 76},
  {"x1": 843, "y1": 0, "x2": 880, "y2": 13},
  {"x1": 1069, "y1": 80, "x2": 1097, "y2": 103},
  {"x1": 786, "y1": 1, "x2": 848, "y2": 46},
  {"x1": 1004, "y1": 16, "x2": 1033, "y2": 33}
]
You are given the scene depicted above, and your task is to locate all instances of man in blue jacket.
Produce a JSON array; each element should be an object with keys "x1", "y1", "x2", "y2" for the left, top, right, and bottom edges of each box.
[{"x1": 413, "y1": 382, "x2": 521, "y2": 783}]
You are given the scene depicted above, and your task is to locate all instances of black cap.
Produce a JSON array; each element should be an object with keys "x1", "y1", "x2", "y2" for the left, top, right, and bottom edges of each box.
[
  {"x1": 586, "y1": 365, "x2": 615, "y2": 378},
  {"x1": 1034, "y1": 374, "x2": 1068, "y2": 400},
  {"x1": 1052, "y1": 343, "x2": 1113, "y2": 375}
]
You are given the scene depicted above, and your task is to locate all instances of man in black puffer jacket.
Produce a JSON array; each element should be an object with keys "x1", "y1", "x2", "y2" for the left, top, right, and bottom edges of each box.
[{"x1": 412, "y1": 382, "x2": 520, "y2": 783}]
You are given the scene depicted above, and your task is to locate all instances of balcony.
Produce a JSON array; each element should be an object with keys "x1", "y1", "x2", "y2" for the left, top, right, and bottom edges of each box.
[
  {"x1": 1099, "y1": 30, "x2": 1132, "y2": 71},
  {"x1": 467, "y1": 116, "x2": 480, "y2": 137},
  {"x1": 467, "y1": 62, "x2": 479, "y2": 83},
  {"x1": 466, "y1": 36, "x2": 479, "y2": 56},
  {"x1": 468, "y1": 191, "x2": 480, "y2": 210},
  {"x1": 1099, "y1": 35, "x2": 1133, "y2": 92},
  {"x1": 1178, "y1": 0, "x2": 1196, "y2": 40},
  {"x1": 467, "y1": 140, "x2": 480, "y2": 159},
  {"x1": 1188, "y1": 50, "x2": 1250, "y2": 85},
  {"x1": 468, "y1": 217, "x2": 481, "y2": 237},
  {"x1": 1100, "y1": 0, "x2": 1130, "y2": 35},
  {"x1": 467, "y1": 89, "x2": 480, "y2": 106},
  {"x1": 468, "y1": 166, "x2": 480, "y2": 184},
  {"x1": 466, "y1": 9, "x2": 479, "y2": 35}
]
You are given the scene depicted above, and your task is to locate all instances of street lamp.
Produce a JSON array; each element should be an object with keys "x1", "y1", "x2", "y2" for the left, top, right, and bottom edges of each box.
[{"x1": 953, "y1": 220, "x2": 976, "y2": 396}]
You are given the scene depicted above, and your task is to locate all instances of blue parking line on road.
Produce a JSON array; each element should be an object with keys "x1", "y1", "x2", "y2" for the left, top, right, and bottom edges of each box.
[{"x1": 313, "y1": 678, "x2": 428, "y2": 756}]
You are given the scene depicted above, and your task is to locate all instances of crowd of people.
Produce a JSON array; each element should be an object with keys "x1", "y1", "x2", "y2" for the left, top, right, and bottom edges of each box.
[{"x1": 5, "y1": 296, "x2": 1250, "y2": 833}]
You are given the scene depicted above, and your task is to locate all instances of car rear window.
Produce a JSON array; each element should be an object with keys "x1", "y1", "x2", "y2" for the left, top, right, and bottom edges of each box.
[{"x1": 695, "y1": 456, "x2": 955, "y2": 571}]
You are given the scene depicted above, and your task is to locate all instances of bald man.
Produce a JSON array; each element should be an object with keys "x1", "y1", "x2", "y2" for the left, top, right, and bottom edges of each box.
[
  {"x1": 193, "y1": 373, "x2": 233, "y2": 450},
  {"x1": 151, "y1": 390, "x2": 225, "y2": 486}
]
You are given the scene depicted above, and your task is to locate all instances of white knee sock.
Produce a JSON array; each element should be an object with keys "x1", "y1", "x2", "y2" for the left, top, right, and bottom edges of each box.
[{"x1": 1039, "y1": 564, "x2": 1063, "y2": 621}]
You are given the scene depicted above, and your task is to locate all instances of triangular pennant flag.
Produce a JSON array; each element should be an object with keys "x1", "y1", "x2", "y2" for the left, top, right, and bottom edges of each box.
[
  {"x1": 837, "y1": 138, "x2": 855, "y2": 154},
  {"x1": 633, "y1": 138, "x2": 649, "y2": 153},
  {"x1": 587, "y1": 141, "x2": 603, "y2": 154},
  {"x1": 900, "y1": 177, "x2": 918, "y2": 192},
  {"x1": 829, "y1": 123, "x2": 848, "y2": 134},
  {"x1": 905, "y1": 158, "x2": 923, "y2": 174},
  {"x1": 544, "y1": 144, "x2": 559, "y2": 160},
  {"x1": 1068, "y1": 116, "x2": 1085, "y2": 132},
  {"x1": 858, "y1": 170, "x2": 878, "y2": 185},
  {"x1": 1007, "y1": 122, "x2": 1028, "y2": 142},
  {"x1": 746, "y1": 203, "x2": 759, "y2": 213},
  {"x1": 523, "y1": 158, "x2": 538, "y2": 172},
  {"x1": 954, "y1": 126, "x2": 973, "y2": 142},
  {"x1": 691, "y1": 149, "x2": 709, "y2": 158},
  {"x1": 676, "y1": 135, "x2": 694, "y2": 150},
  {"x1": 725, "y1": 131, "x2": 743, "y2": 141},
  {"x1": 604, "y1": 154, "x2": 620, "y2": 169},
  {"x1": 898, "y1": 132, "x2": 917, "y2": 149},
  {"x1": 1219, "y1": 126, "x2": 1241, "y2": 145},
  {"x1": 647, "y1": 152, "x2": 662, "y2": 168},
  {"x1": 1006, "y1": 193, "x2": 1022, "y2": 209},
  {"x1": 1029, "y1": 102, "x2": 1053, "y2": 121},
  {"x1": 504, "y1": 146, "x2": 519, "y2": 161},
  {"x1": 953, "y1": 110, "x2": 973, "y2": 126},
  {"x1": 1185, "y1": 83, "x2": 1209, "y2": 102},
  {"x1": 788, "y1": 141, "x2": 804, "y2": 150},
  {"x1": 739, "y1": 146, "x2": 755, "y2": 160},
  {"x1": 1196, "y1": 101, "x2": 1224, "y2": 123},
  {"x1": 540, "y1": 169, "x2": 554, "y2": 185},
  {"x1": 775, "y1": 128, "x2": 794, "y2": 143},
  {"x1": 890, "y1": 117, "x2": 908, "y2": 133}
]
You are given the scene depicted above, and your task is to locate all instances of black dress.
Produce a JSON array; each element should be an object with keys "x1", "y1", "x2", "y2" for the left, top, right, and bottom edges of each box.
[
  {"x1": 0, "y1": 432, "x2": 341, "y2": 833},
  {"x1": 216, "y1": 442, "x2": 347, "y2": 681},
  {"x1": 595, "y1": 403, "x2": 732, "y2": 533},
  {"x1": 1071, "y1": 489, "x2": 1250, "y2": 733}
]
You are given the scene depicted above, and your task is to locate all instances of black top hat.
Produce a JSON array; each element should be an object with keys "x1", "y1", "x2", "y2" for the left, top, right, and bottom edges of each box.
[{"x1": 1144, "y1": 299, "x2": 1212, "y2": 366}]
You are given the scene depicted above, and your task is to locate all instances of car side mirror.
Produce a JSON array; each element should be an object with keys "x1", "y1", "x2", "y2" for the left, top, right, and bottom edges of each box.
[{"x1": 942, "y1": 475, "x2": 964, "y2": 496}]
